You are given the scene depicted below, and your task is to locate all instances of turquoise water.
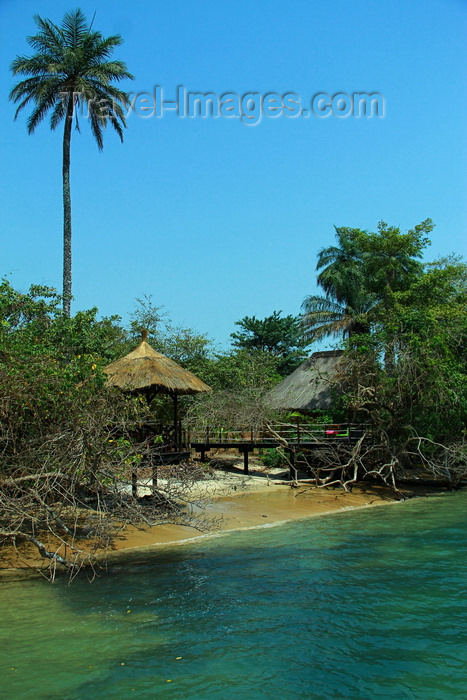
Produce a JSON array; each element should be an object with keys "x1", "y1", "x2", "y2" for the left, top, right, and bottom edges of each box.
[{"x1": 1, "y1": 492, "x2": 466, "y2": 699}]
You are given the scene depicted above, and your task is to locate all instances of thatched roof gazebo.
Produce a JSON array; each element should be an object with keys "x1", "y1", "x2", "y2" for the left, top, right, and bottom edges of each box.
[
  {"x1": 103, "y1": 330, "x2": 211, "y2": 445},
  {"x1": 266, "y1": 350, "x2": 343, "y2": 413}
]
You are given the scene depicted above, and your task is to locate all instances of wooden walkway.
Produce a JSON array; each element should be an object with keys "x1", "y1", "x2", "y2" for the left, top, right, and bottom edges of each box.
[{"x1": 191, "y1": 424, "x2": 364, "y2": 474}]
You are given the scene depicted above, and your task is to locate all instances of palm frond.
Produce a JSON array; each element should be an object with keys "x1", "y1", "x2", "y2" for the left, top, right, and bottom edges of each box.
[
  {"x1": 27, "y1": 84, "x2": 62, "y2": 133},
  {"x1": 60, "y1": 9, "x2": 89, "y2": 48},
  {"x1": 316, "y1": 245, "x2": 341, "y2": 270},
  {"x1": 50, "y1": 98, "x2": 67, "y2": 130},
  {"x1": 87, "y1": 35, "x2": 124, "y2": 61},
  {"x1": 88, "y1": 109, "x2": 104, "y2": 150},
  {"x1": 28, "y1": 16, "x2": 63, "y2": 57},
  {"x1": 301, "y1": 294, "x2": 344, "y2": 315}
]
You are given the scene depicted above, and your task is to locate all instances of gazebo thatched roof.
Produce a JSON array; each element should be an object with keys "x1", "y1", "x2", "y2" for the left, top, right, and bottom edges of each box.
[
  {"x1": 103, "y1": 331, "x2": 211, "y2": 397},
  {"x1": 266, "y1": 350, "x2": 343, "y2": 412}
]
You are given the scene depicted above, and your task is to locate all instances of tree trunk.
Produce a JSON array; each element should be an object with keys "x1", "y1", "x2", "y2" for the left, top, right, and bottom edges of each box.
[{"x1": 62, "y1": 95, "x2": 73, "y2": 317}]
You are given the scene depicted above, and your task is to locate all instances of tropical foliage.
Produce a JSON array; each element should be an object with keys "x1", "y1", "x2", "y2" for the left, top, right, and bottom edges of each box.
[
  {"x1": 301, "y1": 219, "x2": 434, "y2": 342},
  {"x1": 0, "y1": 282, "x2": 227, "y2": 575},
  {"x1": 2, "y1": 217, "x2": 466, "y2": 572},
  {"x1": 346, "y1": 256, "x2": 467, "y2": 440},
  {"x1": 296, "y1": 221, "x2": 467, "y2": 489},
  {"x1": 231, "y1": 311, "x2": 309, "y2": 376}
]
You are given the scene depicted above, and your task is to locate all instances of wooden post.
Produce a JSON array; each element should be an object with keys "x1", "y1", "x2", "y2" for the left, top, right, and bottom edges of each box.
[
  {"x1": 242, "y1": 448, "x2": 249, "y2": 474},
  {"x1": 152, "y1": 465, "x2": 158, "y2": 489},
  {"x1": 173, "y1": 394, "x2": 179, "y2": 450},
  {"x1": 132, "y1": 471, "x2": 137, "y2": 498},
  {"x1": 287, "y1": 448, "x2": 295, "y2": 481}
]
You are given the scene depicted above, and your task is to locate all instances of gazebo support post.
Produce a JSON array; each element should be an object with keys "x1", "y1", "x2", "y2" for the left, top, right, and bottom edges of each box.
[
  {"x1": 173, "y1": 393, "x2": 179, "y2": 450},
  {"x1": 240, "y1": 447, "x2": 250, "y2": 474}
]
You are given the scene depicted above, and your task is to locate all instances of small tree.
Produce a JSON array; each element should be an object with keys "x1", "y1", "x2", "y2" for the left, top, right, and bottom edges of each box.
[{"x1": 231, "y1": 311, "x2": 309, "y2": 376}]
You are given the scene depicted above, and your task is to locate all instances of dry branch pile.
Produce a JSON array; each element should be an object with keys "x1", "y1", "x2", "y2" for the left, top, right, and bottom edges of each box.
[{"x1": 0, "y1": 364, "x2": 213, "y2": 580}]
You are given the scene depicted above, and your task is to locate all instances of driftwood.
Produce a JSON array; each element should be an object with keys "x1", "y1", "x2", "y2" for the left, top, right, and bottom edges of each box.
[
  {"x1": 268, "y1": 430, "x2": 467, "y2": 497},
  {"x1": 0, "y1": 446, "x2": 217, "y2": 580}
]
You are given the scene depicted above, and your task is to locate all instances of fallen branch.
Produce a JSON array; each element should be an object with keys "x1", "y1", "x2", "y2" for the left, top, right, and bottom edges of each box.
[{"x1": 0, "y1": 530, "x2": 77, "y2": 569}]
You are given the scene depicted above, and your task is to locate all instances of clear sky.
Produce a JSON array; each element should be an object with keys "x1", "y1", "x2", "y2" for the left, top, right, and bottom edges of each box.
[{"x1": 1, "y1": 0, "x2": 466, "y2": 349}]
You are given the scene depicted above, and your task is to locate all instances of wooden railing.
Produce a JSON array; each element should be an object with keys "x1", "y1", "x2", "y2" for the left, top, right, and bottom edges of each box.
[{"x1": 189, "y1": 422, "x2": 365, "y2": 445}]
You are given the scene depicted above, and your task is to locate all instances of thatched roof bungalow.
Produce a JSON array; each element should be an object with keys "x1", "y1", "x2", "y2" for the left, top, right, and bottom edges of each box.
[
  {"x1": 266, "y1": 350, "x2": 343, "y2": 413},
  {"x1": 103, "y1": 331, "x2": 211, "y2": 446},
  {"x1": 103, "y1": 330, "x2": 211, "y2": 402}
]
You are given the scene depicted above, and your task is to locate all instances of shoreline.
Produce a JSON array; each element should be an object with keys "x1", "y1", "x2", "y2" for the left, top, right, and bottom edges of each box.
[
  {"x1": 105, "y1": 493, "x2": 396, "y2": 558},
  {"x1": 102, "y1": 477, "x2": 402, "y2": 561},
  {"x1": 0, "y1": 461, "x2": 450, "y2": 577}
]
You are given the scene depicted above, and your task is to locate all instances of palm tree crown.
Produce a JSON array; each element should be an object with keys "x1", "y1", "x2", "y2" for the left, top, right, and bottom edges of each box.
[
  {"x1": 10, "y1": 9, "x2": 134, "y2": 316},
  {"x1": 302, "y1": 227, "x2": 375, "y2": 343},
  {"x1": 315, "y1": 227, "x2": 365, "y2": 304},
  {"x1": 301, "y1": 221, "x2": 433, "y2": 345},
  {"x1": 301, "y1": 292, "x2": 374, "y2": 343}
]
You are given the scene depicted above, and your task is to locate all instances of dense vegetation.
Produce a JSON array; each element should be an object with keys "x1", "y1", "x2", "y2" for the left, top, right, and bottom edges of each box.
[
  {"x1": 299, "y1": 221, "x2": 467, "y2": 490},
  {"x1": 1, "y1": 218, "x2": 466, "y2": 575},
  {"x1": 0, "y1": 281, "x2": 294, "y2": 574},
  {"x1": 7, "y1": 11, "x2": 465, "y2": 582}
]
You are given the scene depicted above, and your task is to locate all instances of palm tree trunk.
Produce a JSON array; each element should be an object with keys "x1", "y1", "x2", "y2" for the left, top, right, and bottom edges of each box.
[{"x1": 62, "y1": 95, "x2": 73, "y2": 317}]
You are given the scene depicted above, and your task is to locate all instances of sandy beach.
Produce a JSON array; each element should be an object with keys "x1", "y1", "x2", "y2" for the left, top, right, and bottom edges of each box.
[
  {"x1": 105, "y1": 459, "x2": 400, "y2": 558},
  {"x1": 0, "y1": 458, "x2": 410, "y2": 574}
]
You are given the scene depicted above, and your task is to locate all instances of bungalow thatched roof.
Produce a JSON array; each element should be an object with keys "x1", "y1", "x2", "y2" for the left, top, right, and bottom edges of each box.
[
  {"x1": 266, "y1": 350, "x2": 343, "y2": 412},
  {"x1": 103, "y1": 331, "x2": 211, "y2": 398}
]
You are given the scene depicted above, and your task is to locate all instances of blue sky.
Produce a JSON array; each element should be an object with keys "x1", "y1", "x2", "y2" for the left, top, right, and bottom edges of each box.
[{"x1": 1, "y1": 0, "x2": 466, "y2": 350}]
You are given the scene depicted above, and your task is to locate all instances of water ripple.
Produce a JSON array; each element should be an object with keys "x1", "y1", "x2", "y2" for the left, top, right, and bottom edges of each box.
[{"x1": 1, "y1": 491, "x2": 466, "y2": 699}]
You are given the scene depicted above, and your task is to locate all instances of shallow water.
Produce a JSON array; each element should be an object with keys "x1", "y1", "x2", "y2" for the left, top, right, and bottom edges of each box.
[{"x1": 1, "y1": 492, "x2": 466, "y2": 699}]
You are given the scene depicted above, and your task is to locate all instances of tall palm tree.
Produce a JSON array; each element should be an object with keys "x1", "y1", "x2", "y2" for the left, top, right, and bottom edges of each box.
[{"x1": 10, "y1": 9, "x2": 134, "y2": 316}]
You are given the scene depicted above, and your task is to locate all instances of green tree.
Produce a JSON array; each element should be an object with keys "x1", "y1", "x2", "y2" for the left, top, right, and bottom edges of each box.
[
  {"x1": 357, "y1": 219, "x2": 433, "y2": 308},
  {"x1": 231, "y1": 311, "x2": 309, "y2": 375},
  {"x1": 315, "y1": 226, "x2": 366, "y2": 304},
  {"x1": 0, "y1": 279, "x2": 126, "y2": 374},
  {"x1": 302, "y1": 227, "x2": 375, "y2": 342},
  {"x1": 345, "y1": 300, "x2": 467, "y2": 442},
  {"x1": 129, "y1": 294, "x2": 167, "y2": 341},
  {"x1": 297, "y1": 256, "x2": 467, "y2": 491},
  {"x1": 301, "y1": 220, "x2": 433, "y2": 345},
  {"x1": 10, "y1": 9, "x2": 134, "y2": 317},
  {"x1": 201, "y1": 349, "x2": 282, "y2": 391},
  {"x1": 361, "y1": 219, "x2": 433, "y2": 371},
  {"x1": 128, "y1": 294, "x2": 213, "y2": 377},
  {"x1": 160, "y1": 324, "x2": 213, "y2": 376},
  {"x1": 0, "y1": 278, "x2": 61, "y2": 334}
]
